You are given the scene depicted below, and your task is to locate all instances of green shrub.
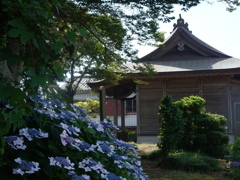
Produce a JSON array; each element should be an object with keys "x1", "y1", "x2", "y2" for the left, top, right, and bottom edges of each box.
[
  {"x1": 176, "y1": 96, "x2": 229, "y2": 157},
  {"x1": 158, "y1": 94, "x2": 184, "y2": 159},
  {"x1": 231, "y1": 137, "x2": 240, "y2": 162},
  {"x1": 74, "y1": 99, "x2": 100, "y2": 118},
  {"x1": 0, "y1": 96, "x2": 148, "y2": 179},
  {"x1": 158, "y1": 95, "x2": 229, "y2": 158},
  {"x1": 229, "y1": 137, "x2": 240, "y2": 179}
]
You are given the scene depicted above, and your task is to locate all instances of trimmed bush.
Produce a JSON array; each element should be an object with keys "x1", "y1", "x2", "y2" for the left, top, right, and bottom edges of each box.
[
  {"x1": 158, "y1": 95, "x2": 229, "y2": 158},
  {"x1": 229, "y1": 137, "x2": 240, "y2": 179},
  {"x1": 158, "y1": 94, "x2": 184, "y2": 158},
  {"x1": 0, "y1": 96, "x2": 148, "y2": 179}
]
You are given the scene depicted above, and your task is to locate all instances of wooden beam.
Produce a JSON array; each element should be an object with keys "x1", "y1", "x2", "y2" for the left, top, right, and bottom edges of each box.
[
  {"x1": 99, "y1": 86, "x2": 106, "y2": 121},
  {"x1": 114, "y1": 98, "x2": 118, "y2": 135},
  {"x1": 120, "y1": 99, "x2": 125, "y2": 132}
]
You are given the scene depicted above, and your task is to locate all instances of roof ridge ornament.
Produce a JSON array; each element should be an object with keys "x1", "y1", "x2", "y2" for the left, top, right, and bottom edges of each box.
[{"x1": 171, "y1": 14, "x2": 192, "y2": 33}]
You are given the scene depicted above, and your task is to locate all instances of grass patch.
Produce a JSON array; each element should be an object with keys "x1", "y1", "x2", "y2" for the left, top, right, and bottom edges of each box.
[
  {"x1": 134, "y1": 143, "x2": 233, "y2": 180},
  {"x1": 134, "y1": 143, "x2": 159, "y2": 159},
  {"x1": 159, "y1": 152, "x2": 222, "y2": 172}
]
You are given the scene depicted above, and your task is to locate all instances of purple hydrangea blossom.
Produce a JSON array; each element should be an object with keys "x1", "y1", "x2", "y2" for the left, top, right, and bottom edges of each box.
[
  {"x1": 111, "y1": 154, "x2": 123, "y2": 161},
  {"x1": 4, "y1": 136, "x2": 26, "y2": 150},
  {"x1": 6, "y1": 104, "x2": 13, "y2": 109},
  {"x1": 60, "y1": 130, "x2": 82, "y2": 149},
  {"x1": 106, "y1": 172, "x2": 126, "y2": 180},
  {"x1": 78, "y1": 158, "x2": 108, "y2": 175},
  {"x1": 224, "y1": 155, "x2": 231, "y2": 159},
  {"x1": 3, "y1": 96, "x2": 149, "y2": 179},
  {"x1": 13, "y1": 158, "x2": 40, "y2": 175},
  {"x1": 79, "y1": 142, "x2": 91, "y2": 151},
  {"x1": 88, "y1": 122, "x2": 104, "y2": 132},
  {"x1": 59, "y1": 110, "x2": 77, "y2": 122},
  {"x1": 71, "y1": 174, "x2": 90, "y2": 180},
  {"x1": 68, "y1": 172, "x2": 90, "y2": 180},
  {"x1": 96, "y1": 141, "x2": 113, "y2": 154},
  {"x1": 34, "y1": 108, "x2": 59, "y2": 119},
  {"x1": 112, "y1": 139, "x2": 137, "y2": 154},
  {"x1": 60, "y1": 122, "x2": 81, "y2": 136},
  {"x1": 49, "y1": 99, "x2": 66, "y2": 109},
  {"x1": 231, "y1": 161, "x2": 240, "y2": 167},
  {"x1": 60, "y1": 130, "x2": 94, "y2": 152},
  {"x1": 101, "y1": 119, "x2": 118, "y2": 130},
  {"x1": 49, "y1": 157, "x2": 75, "y2": 170},
  {"x1": 19, "y1": 128, "x2": 48, "y2": 141},
  {"x1": 70, "y1": 104, "x2": 87, "y2": 113}
]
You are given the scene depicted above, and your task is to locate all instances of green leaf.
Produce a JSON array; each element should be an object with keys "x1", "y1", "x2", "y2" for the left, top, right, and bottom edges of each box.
[
  {"x1": 84, "y1": 128, "x2": 97, "y2": 135},
  {"x1": 42, "y1": 53, "x2": 50, "y2": 61},
  {"x1": 8, "y1": 18, "x2": 24, "y2": 30},
  {"x1": 31, "y1": 76, "x2": 39, "y2": 88},
  {"x1": 34, "y1": 149, "x2": 45, "y2": 157},
  {"x1": 67, "y1": 31, "x2": 77, "y2": 43},
  {"x1": 0, "y1": 48, "x2": 22, "y2": 65},
  {"x1": 0, "y1": 83, "x2": 16, "y2": 98},
  {"x1": 53, "y1": 62, "x2": 65, "y2": 80},
  {"x1": 27, "y1": 67, "x2": 36, "y2": 77},
  {"x1": 38, "y1": 75, "x2": 48, "y2": 86},
  {"x1": 0, "y1": 121, "x2": 11, "y2": 135},
  {"x1": 0, "y1": 136, "x2": 5, "y2": 155},
  {"x1": 20, "y1": 31, "x2": 34, "y2": 43},
  {"x1": 79, "y1": 28, "x2": 88, "y2": 37},
  {"x1": 53, "y1": 41, "x2": 63, "y2": 53},
  {"x1": 8, "y1": 28, "x2": 21, "y2": 38},
  {"x1": 48, "y1": 144, "x2": 61, "y2": 154}
]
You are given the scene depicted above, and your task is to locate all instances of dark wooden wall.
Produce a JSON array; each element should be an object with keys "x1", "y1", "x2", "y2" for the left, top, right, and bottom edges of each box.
[{"x1": 137, "y1": 75, "x2": 240, "y2": 137}]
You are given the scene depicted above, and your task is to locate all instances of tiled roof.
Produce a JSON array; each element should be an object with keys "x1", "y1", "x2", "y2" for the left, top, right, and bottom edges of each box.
[
  {"x1": 130, "y1": 16, "x2": 240, "y2": 75},
  {"x1": 126, "y1": 57, "x2": 240, "y2": 73}
]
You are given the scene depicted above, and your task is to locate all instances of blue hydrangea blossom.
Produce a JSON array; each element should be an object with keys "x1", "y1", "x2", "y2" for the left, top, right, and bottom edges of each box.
[
  {"x1": 1, "y1": 96, "x2": 149, "y2": 179},
  {"x1": 4, "y1": 136, "x2": 27, "y2": 150},
  {"x1": 13, "y1": 158, "x2": 40, "y2": 175},
  {"x1": 19, "y1": 128, "x2": 48, "y2": 141}
]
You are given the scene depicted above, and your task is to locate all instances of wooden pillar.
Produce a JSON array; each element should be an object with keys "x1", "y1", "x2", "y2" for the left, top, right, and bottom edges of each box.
[
  {"x1": 120, "y1": 99, "x2": 125, "y2": 132},
  {"x1": 113, "y1": 98, "x2": 118, "y2": 134},
  {"x1": 99, "y1": 86, "x2": 106, "y2": 121}
]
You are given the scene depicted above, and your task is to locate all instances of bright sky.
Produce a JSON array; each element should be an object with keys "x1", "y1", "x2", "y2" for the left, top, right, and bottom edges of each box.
[{"x1": 138, "y1": 2, "x2": 240, "y2": 59}]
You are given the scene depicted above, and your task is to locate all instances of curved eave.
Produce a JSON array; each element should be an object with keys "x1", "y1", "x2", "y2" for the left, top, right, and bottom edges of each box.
[{"x1": 88, "y1": 79, "x2": 135, "y2": 99}]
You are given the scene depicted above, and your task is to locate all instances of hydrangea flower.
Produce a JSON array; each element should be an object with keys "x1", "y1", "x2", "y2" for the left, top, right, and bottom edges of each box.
[
  {"x1": 13, "y1": 158, "x2": 40, "y2": 175},
  {"x1": 101, "y1": 119, "x2": 118, "y2": 130},
  {"x1": 70, "y1": 104, "x2": 87, "y2": 113},
  {"x1": 69, "y1": 171, "x2": 91, "y2": 180},
  {"x1": 106, "y1": 172, "x2": 126, "y2": 180},
  {"x1": 95, "y1": 141, "x2": 114, "y2": 154},
  {"x1": 6, "y1": 104, "x2": 13, "y2": 109},
  {"x1": 88, "y1": 122, "x2": 104, "y2": 132},
  {"x1": 60, "y1": 130, "x2": 83, "y2": 149},
  {"x1": 4, "y1": 136, "x2": 27, "y2": 150},
  {"x1": 112, "y1": 139, "x2": 137, "y2": 154},
  {"x1": 19, "y1": 128, "x2": 48, "y2": 141},
  {"x1": 78, "y1": 158, "x2": 108, "y2": 175},
  {"x1": 1, "y1": 96, "x2": 149, "y2": 179},
  {"x1": 71, "y1": 174, "x2": 90, "y2": 180},
  {"x1": 231, "y1": 161, "x2": 240, "y2": 167},
  {"x1": 79, "y1": 142, "x2": 92, "y2": 152},
  {"x1": 60, "y1": 122, "x2": 80, "y2": 136},
  {"x1": 49, "y1": 157, "x2": 75, "y2": 170}
]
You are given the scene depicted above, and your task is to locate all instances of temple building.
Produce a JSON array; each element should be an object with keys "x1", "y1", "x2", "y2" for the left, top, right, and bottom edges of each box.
[{"x1": 89, "y1": 15, "x2": 240, "y2": 143}]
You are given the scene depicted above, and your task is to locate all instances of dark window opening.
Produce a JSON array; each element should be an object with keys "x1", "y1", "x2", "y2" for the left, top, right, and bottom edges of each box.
[{"x1": 126, "y1": 99, "x2": 136, "y2": 113}]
